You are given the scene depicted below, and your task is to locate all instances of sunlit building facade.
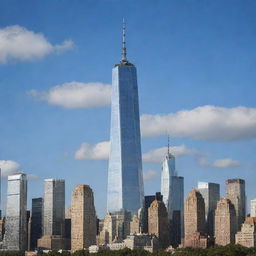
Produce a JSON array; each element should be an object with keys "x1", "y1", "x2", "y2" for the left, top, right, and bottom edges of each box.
[{"x1": 107, "y1": 23, "x2": 144, "y2": 215}]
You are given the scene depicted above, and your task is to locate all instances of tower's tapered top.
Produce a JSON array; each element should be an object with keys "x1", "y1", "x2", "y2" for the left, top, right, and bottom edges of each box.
[
  {"x1": 167, "y1": 135, "x2": 175, "y2": 159},
  {"x1": 116, "y1": 19, "x2": 133, "y2": 66}
]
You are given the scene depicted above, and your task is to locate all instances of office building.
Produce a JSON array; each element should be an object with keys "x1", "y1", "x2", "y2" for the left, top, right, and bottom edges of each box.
[
  {"x1": 38, "y1": 179, "x2": 66, "y2": 250},
  {"x1": 236, "y1": 217, "x2": 256, "y2": 247},
  {"x1": 226, "y1": 179, "x2": 246, "y2": 232},
  {"x1": 107, "y1": 22, "x2": 144, "y2": 215},
  {"x1": 215, "y1": 198, "x2": 236, "y2": 246},
  {"x1": 30, "y1": 198, "x2": 43, "y2": 250},
  {"x1": 71, "y1": 185, "x2": 96, "y2": 251},
  {"x1": 4, "y1": 173, "x2": 27, "y2": 250},
  {"x1": 198, "y1": 182, "x2": 220, "y2": 236},
  {"x1": 251, "y1": 199, "x2": 256, "y2": 217},
  {"x1": 148, "y1": 200, "x2": 169, "y2": 249},
  {"x1": 184, "y1": 189, "x2": 207, "y2": 248},
  {"x1": 161, "y1": 143, "x2": 184, "y2": 247}
]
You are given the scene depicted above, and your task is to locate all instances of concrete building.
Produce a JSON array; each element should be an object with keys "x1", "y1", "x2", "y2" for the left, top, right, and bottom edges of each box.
[
  {"x1": 161, "y1": 144, "x2": 184, "y2": 247},
  {"x1": 107, "y1": 22, "x2": 144, "y2": 215},
  {"x1": 130, "y1": 215, "x2": 140, "y2": 235},
  {"x1": 250, "y1": 199, "x2": 256, "y2": 217},
  {"x1": 38, "y1": 179, "x2": 67, "y2": 250},
  {"x1": 215, "y1": 198, "x2": 236, "y2": 246},
  {"x1": 99, "y1": 210, "x2": 131, "y2": 244},
  {"x1": 198, "y1": 182, "x2": 220, "y2": 237},
  {"x1": 143, "y1": 192, "x2": 162, "y2": 233},
  {"x1": 236, "y1": 217, "x2": 256, "y2": 247},
  {"x1": 226, "y1": 179, "x2": 246, "y2": 232},
  {"x1": 71, "y1": 185, "x2": 96, "y2": 251},
  {"x1": 30, "y1": 198, "x2": 43, "y2": 250},
  {"x1": 184, "y1": 189, "x2": 206, "y2": 248},
  {"x1": 3, "y1": 173, "x2": 27, "y2": 250},
  {"x1": 148, "y1": 200, "x2": 169, "y2": 249}
]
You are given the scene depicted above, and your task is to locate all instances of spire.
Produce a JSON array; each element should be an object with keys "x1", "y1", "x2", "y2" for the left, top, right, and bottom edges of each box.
[
  {"x1": 122, "y1": 18, "x2": 127, "y2": 62},
  {"x1": 167, "y1": 135, "x2": 170, "y2": 156}
]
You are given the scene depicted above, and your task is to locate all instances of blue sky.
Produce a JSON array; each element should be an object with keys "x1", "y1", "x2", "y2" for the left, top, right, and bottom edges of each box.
[{"x1": 1, "y1": 0, "x2": 256, "y2": 218}]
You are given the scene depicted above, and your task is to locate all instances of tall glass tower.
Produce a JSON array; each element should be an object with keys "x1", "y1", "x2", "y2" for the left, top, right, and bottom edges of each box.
[
  {"x1": 161, "y1": 140, "x2": 184, "y2": 247},
  {"x1": 107, "y1": 22, "x2": 144, "y2": 215}
]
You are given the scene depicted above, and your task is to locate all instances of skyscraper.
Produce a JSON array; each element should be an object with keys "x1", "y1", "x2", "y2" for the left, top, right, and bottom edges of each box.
[
  {"x1": 107, "y1": 22, "x2": 144, "y2": 215},
  {"x1": 215, "y1": 198, "x2": 236, "y2": 245},
  {"x1": 4, "y1": 173, "x2": 27, "y2": 250},
  {"x1": 184, "y1": 189, "x2": 207, "y2": 248},
  {"x1": 30, "y1": 198, "x2": 43, "y2": 250},
  {"x1": 226, "y1": 179, "x2": 246, "y2": 232},
  {"x1": 71, "y1": 185, "x2": 96, "y2": 251},
  {"x1": 251, "y1": 199, "x2": 256, "y2": 217},
  {"x1": 38, "y1": 179, "x2": 66, "y2": 250},
  {"x1": 197, "y1": 182, "x2": 220, "y2": 236},
  {"x1": 148, "y1": 200, "x2": 170, "y2": 249},
  {"x1": 161, "y1": 142, "x2": 184, "y2": 247}
]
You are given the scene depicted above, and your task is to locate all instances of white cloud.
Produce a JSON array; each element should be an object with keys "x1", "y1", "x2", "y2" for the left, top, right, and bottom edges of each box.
[
  {"x1": 0, "y1": 25, "x2": 73, "y2": 63},
  {"x1": 27, "y1": 174, "x2": 40, "y2": 180},
  {"x1": 197, "y1": 157, "x2": 241, "y2": 169},
  {"x1": 142, "y1": 145, "x2": 203, "y2": 163},
  {"x1": 0, "y1": 160, "x2": 20, "y2": 176},
  {"x1": 143, "y1": 170, "x2": 158, "y2": 181},
  {"x1": 74, "y1": 141, "x2": 201, "y2": 164},
  {"x1": 141, "y1": 105, "x2": 256, "y2": 141},
  {"x1": 75, "y1": 141, "x2": 110, "y2": 160},
  {"x1": 28, "y1": 82, "x2": 111, "y2": 109}
]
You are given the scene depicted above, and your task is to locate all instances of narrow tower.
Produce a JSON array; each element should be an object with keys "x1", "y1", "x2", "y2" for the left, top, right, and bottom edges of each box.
[
  {"x1": 107, "y1": 21, "x2": 144, "y2": 215},
  {"x1": 161, "y1": 138, "x2": 184, "y2": 247}
]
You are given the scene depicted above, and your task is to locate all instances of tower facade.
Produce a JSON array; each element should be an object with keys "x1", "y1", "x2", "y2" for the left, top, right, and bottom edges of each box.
[
  {"x1": 184, "y1": 189, "x2": 206, "y2": 247},
  {"x1": 30, "y1": 198, "x2": 43, "y2": 250},
  {"x1": 250, "y1": 199, "x2": 256, "y2": 217},
  {"x1": 107, "y1": 23, "x2": 144, "y2": 215},
  {"x1": 215, "y1": 198, "x2": 236, "y2": 245},
  {"x1": 226, "y1": 179, "x2": 246, "y2": 232},
  {"x1": 148, "y1": 200, "x2": 170, "y2": 249},
  {"x1": 4, "y1": 173, "x2": 27, "y2": 250},
  {"x1": 71, "y1": 185, "x2": 96, "y2": 251},
  {"x1": 43, "y1": 179, "x2": 65, "y2": 237},
  {"x1": 161, "y1": 148, "x2": 184, "y2": 247},
  {"x1": 198, "y1": 182, "x2": 220, "y2": 236}
]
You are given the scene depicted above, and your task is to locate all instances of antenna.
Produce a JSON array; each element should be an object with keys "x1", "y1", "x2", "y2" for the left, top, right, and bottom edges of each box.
[
  {"x1": 122, "y1": 18, "x2": 127, "y2": 62},
  {"x1": 167, "y1": 135, "x2": 170, "y2": 156}
]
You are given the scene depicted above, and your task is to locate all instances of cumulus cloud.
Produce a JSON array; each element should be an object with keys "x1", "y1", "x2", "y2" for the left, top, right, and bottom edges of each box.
[
  {"x1": 75, "y1": 141, "x2": 110, "y2": 160},
  {"x1": 0, "y1": 25, "x2": 73, "y2": 63},
  {"x1": 143, "y1": 170, "x2": 158, "y2": 181},
  {"x1": 142, "y1": 145, "x2": 203, "y2": 163},
  {"x1": 0, "y1": 160, "x2": 20, "y2": 176},
  {"x1": 28, "y1": 82, "x2": 111, "y2": 108},
  {"x1": 197, "y1": 157, "x2": 241, "y2": 169},
  {"x1": 141, "y1": 105, "x2": 256, "y2": 141},
  {"x1": 74, "y1": 141, "x2": 201, "y2": 164}
]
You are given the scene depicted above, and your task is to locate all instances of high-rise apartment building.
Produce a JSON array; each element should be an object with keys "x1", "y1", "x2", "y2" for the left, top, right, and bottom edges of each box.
[
  {"x1": 161, "y1": 145, "x2": 184, "y2": 247},
  {"x1": 226, "y1": 179, "x2": 246, "y2": 232},
  {"x1": 107, "y1": 22, "x2": 144, "y2": 215},
  {"x1": 30, "y1": 198, "x2": 43, "y2": 250},
  {"x1": 198, "y1": 182, "x2": 220, "y2": 236},
  {"x1": 251, "y1": 199, "x2": 256, "y2": 217},
  {"x1": 148, "y1": 200, "x2": 170, "y2": 249},
  {"x1": 184, "y1": 189, "x2": 207, "y2": 248},
  {"x1": 4, "y1": 173, "x2": 27, "y2": 250},
  {"x1": 38, "y1": 179, "x2": 66, "y2": 250},
  {"x1": 71, "y1": 185, "x2": 96, "y2": 251},
  {"x1": 215, "y1": 198, "x2": 236, "y2": 245}
]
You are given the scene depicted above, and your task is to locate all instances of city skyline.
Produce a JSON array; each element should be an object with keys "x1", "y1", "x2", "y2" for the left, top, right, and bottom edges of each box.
[{"x1": 1, "y1": 0, "x2": 256, "y2": 218}]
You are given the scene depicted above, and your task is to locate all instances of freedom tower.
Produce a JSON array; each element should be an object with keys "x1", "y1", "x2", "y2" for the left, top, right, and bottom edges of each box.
[{"x1": 107, "y1": 22, "x2": 144, "y2": 215}]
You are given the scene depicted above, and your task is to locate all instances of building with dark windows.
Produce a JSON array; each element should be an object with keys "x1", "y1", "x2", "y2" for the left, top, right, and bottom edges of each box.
[{"x1": 3, "y1": 173, "x2": 27, "y2": 251}]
